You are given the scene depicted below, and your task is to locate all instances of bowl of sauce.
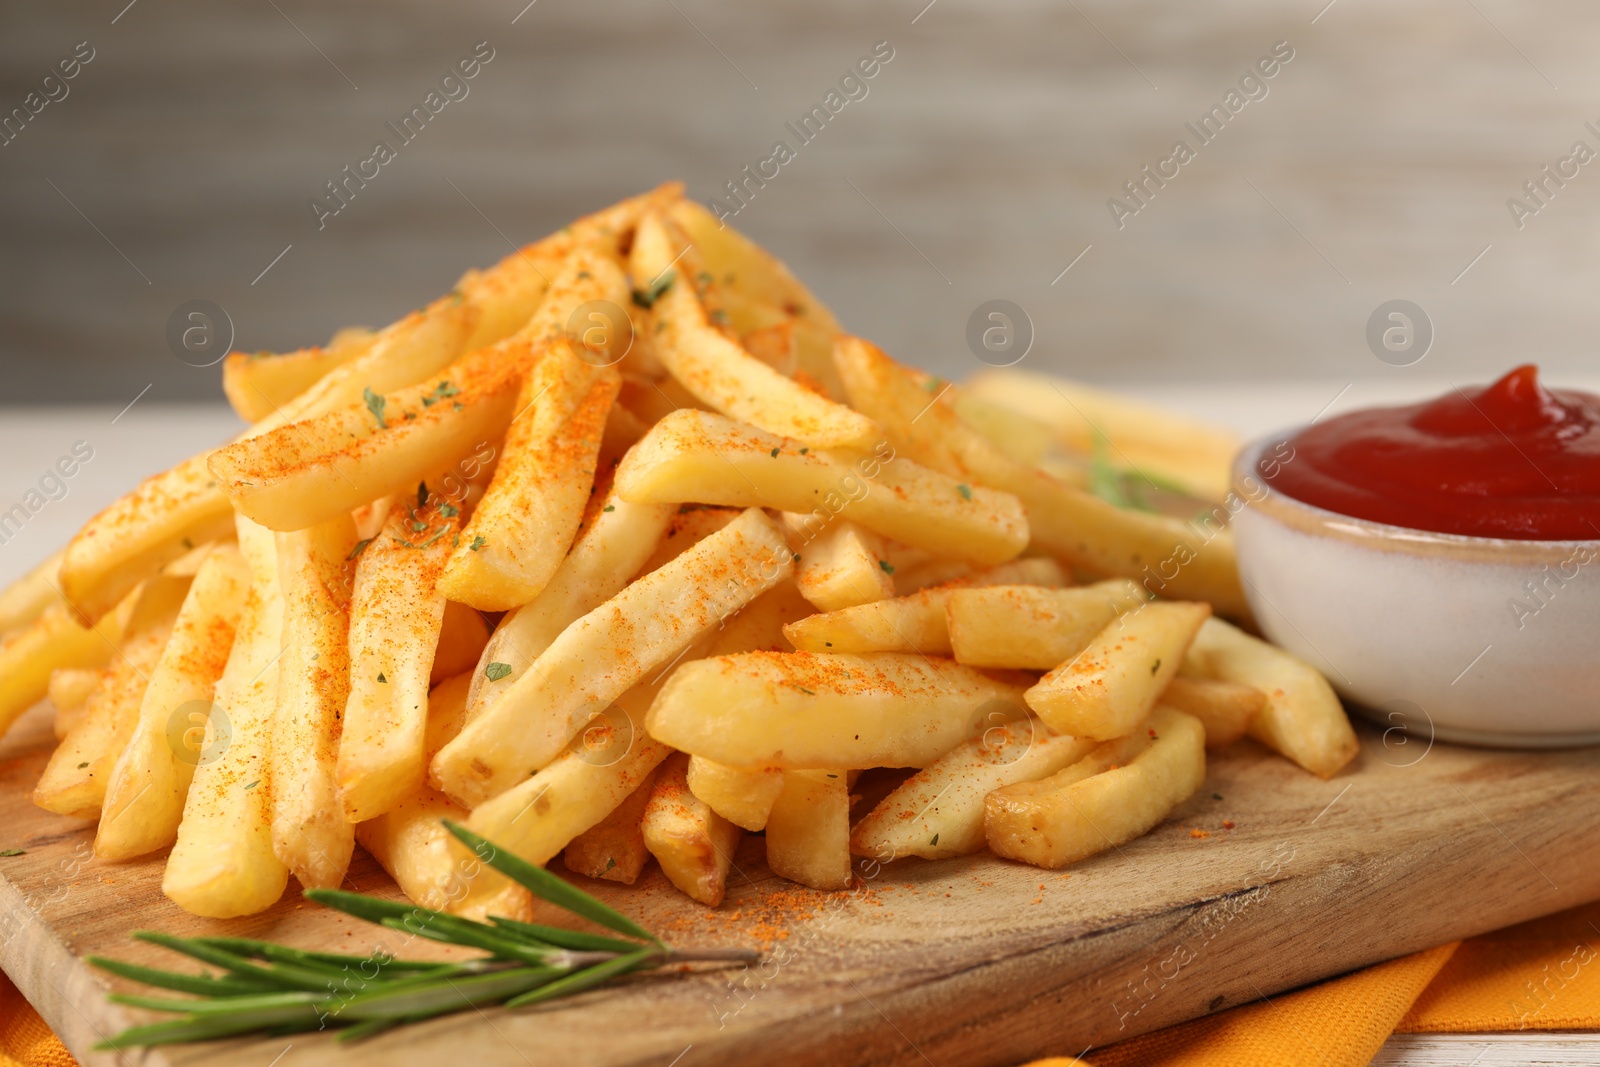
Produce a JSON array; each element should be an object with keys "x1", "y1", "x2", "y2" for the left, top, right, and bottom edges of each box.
[{"x1": 1233, "y1": 365, "x2": 1600, "y2": 747}]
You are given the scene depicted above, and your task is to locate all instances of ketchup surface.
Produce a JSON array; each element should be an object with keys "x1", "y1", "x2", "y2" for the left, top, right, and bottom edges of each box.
[{"x1": 1263, "y1": 366, "x2": 1600, "y2": 540}]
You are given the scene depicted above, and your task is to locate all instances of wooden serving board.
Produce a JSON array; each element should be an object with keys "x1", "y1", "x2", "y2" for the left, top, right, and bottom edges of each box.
[{"x1": 3, "y1": 701, "x2": 1598, "y2": 1067}]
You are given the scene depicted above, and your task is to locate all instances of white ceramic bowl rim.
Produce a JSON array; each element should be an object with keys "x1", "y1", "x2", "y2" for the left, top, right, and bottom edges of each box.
[{"x1": 1234, "y1": 430, "x2": 1600, "y2": 551}]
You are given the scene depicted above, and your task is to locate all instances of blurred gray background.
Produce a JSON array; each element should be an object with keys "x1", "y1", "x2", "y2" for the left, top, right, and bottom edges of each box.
[{"x1": 2, "y1": 0, "x2": 1597, "y2": 404}]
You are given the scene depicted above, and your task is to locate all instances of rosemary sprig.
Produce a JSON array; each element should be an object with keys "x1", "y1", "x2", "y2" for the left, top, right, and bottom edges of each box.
[{"x1": 91, "y1": 822, "x2": 757, "y2": 1048}]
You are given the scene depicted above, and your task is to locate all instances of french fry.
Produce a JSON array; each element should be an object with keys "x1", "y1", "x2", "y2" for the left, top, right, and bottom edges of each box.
[
  {"x1": 646, "y1": 651, "x2": 1028, "y2": 770},
  {"x1": 356, "y1": 672, "x2": 533, "y2": 921},
  {"x1": 1023, "y1": 601, "x2": 1210, "y2": 741},
  {"x1": 615, "y1": 409, "x2": 1029, "y2": 567},
  {"x1": 464, "y1": 478, "x2": 673, "y2": 724},
  {"x1": 684, "y1": 758, "x2": 784, "y2": 832},
  {"x1": 965, "y1": 368, "x2": 1240, "y2": 502},
  {"x1": 631, "y1": 214, "x2": 878, "y2": 449},
  {"x1": 212, "y1": 337, "x2": 536, "y2": 532},
  {"x1": 164, "y1": 516, "x2": 290, "y2": 918},
  {"x1": 783, "y1": 557, "x2": 1066, "y2": 655},
  {"x1": 833, "y1": 336, "x2": 1248, "y2": 617},
  {"x1": 271, "y1": 515, "x2": 360, "y2": 888},
  {"x1": 765, "y1": 769, "x2": 851, "y2": 890},
  {"x1": 946, "y1": 579, "x2": 1146, "y2": 670},
  {"x1": 1160, "y1": 675, "x2": 1265, "y2": 749},
  {"x1": 0, "y1": 548, "x2": 64, "y2": 635},
  {"x1": 431, "y1": 601, "x2": 490, "y2": 688},
  {"x1": 433, "y1": 507, "x2": 792, "y2": 807},
  {"x1": 564, "y1": 766, "x2": 659, "y2": 884},
  {"x1": 48, "y1": 667, "x2": 103, "y2": 738},
  {"x1": 339, "y1": 495, "x2": 457, "y2": 826},
  {"x1": 96, "y1": 544, "x2": 249, "y2": 860},
  {"x1": 985, "y1": 707, "x2": 1206, "y2": 869},
  {"x1": 1183, "y1": 617, "x2": 1358, "y2": 778},
  {"x1": 437, "y1": 339, "x2": 621, "y2": 611},
  {"x1": 640, "y1": 753, "x2": 742, "y2": 905},
  {"x1": 222, "y1": 328, "x2": 376, "y2": 423},
  {"x1": 784, "y1": 516, "x2": 894, "y2": 612},
  {"x1": 33, "y1": 575, "x2": 190, "y2": 818},
  {"x1": 667, "y1": 200, "x2": 847, "y2": 399},
  {"x1": 456, "y1": 689, "x2": 670, "y2": 915},
  {"x1": 850, "y1": 719, "x2": 1096, "y2": 862}
]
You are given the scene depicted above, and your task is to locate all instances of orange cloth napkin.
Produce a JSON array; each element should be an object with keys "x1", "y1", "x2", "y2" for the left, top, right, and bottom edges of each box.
[
  {"x1": 0, "y1": 975, "x2": 74, "y2": 1067},
  {"x1": 6, "y1": 900, "x2": 1599, "y2": 1066}
]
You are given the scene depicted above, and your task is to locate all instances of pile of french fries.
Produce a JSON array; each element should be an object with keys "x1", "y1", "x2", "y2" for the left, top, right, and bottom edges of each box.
[{"x1": 0, "y1": 185, "x2": 1360, "y2": 919}]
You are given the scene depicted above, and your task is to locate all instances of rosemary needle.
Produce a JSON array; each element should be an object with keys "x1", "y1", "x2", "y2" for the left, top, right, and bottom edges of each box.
[{"x1": 92, "y1": 827, "x2": 758, "y2": 1049}]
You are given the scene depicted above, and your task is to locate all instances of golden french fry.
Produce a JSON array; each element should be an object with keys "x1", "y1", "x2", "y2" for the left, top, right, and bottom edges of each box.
[
  {"x1": 784, "y1": 516, "x2": 893, "y2": 612},
  {"x1": 1024, "y1": 601, "x2": 1210, "y2": 741},
  {"x1": 965, "y1": 368, "x2": 1240, "y2": 501},
  {"x1": 433, "y1": 507, "x2": 791, "y2": 807},
  {"x1": 1160, "y1": 675, "x2": 1265, "y2": 749},
  {"x1": 437, "y1": 339, "x2": 621, "y2": 611},
  {"x1": 339, "y1": 495, "x2": 457, "y2": 826},
  {"x1": 164, "y1": 516, "x2": 290, "y2": 918},
  {"x1": 212, "y1": 338, "x2": 536, "y2": 532},
  {"x1": 564, "y1": 766, "x2": 659, "y2": 885},
  {"x1": 356, "y1": 672, "x2": 533, "y2": 920},
  {"x1": 464, "y1": 479, "x2": 673, "y2": 724},
  {"x1": 684, "y1": 758, "x2": 784, "y2": 832},
  {"x1": 851, "y1": 719, "x2": 1096, "y2": 862},
  {"x1": 833, "y1": 336, "x2": 1247, "y2": 616},
  {"x1": 615, "y1": 409, "x2": 1029, "y2": 567},
  {"x1": 783, "y1": 557, "x2": 1066, "y2": 655},
  {"x1": 33, "y1": 574, "x2": 190, "y2": 818},
  {"x1": 223, "y1": 329, "x2": 376, "y2": 423},
  {"x1": 271, "y1": 515, "x2": 360, "y2": 887},
  {"x1": 667, "y1": 200, "x2": 847, "y2": 399},
  {"x1": 431, "y1": 601, "x2": 490, "y2": 688},
  {"x1": 0, "y1": 548, "x2": 65, "y2": 635},
  {"x1": 646, "y1": 651, "x2": 1027, "y2": 770},
  {"x1": 457, "y1": 692, "x2": 671, "y2": 915},
  {"x1": 985, "y1": 707, "x2": 1206, "y2": 869},
  {"x1": 631, "y1": 214, "x2": 877, "y2": 449},
  {"x1": 97, "y1": 545, "x2": 249, "y2": 860},
  {"x1": 641, "y1": 753, "x2": 742, "y2": 905},
  {"x1": 1183, "y1": 617, "x2": 1358, "y2": 778},
  {"x1": 946, "y1": 579, "x2": 1146, "y2": 670},
  {"x1": 765, "y1": 769, "x2": 851, "y2": 890},
  {"x1": 48, "y1": 667, "x2": 104, "y2": 738}
]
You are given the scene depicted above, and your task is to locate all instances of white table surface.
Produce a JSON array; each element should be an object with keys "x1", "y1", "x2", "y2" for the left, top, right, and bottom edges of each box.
[{"x1": 3, "y1": 378, "x2": 1599, "y2": 1064}]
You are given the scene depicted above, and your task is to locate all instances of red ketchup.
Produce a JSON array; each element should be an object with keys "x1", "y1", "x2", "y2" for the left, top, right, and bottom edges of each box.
[{"x1": 1263, "y1": 365, "x2": 1600, "y2": 540}]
